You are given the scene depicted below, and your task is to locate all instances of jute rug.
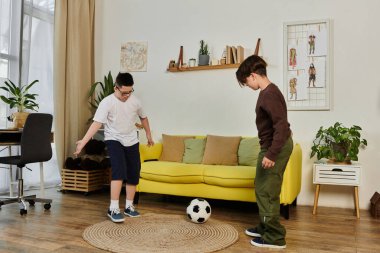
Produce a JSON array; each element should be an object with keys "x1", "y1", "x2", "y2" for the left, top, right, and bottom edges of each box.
[{"x1": 83, "y1": 213, "x2": 239, "y2": 253}]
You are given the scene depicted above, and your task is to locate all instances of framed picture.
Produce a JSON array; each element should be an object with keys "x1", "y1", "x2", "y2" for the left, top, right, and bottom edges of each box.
[
  {"x1": 283, "y1": 19, "x2": 332, "y2": 111},
  {"x1": 120, "y1": 41, "x2": 148, "y2": 72}
]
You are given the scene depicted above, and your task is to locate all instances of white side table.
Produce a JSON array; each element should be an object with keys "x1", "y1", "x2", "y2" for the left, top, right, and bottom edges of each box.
[{"x1": 312, "y1": 161, "x2": 361, "y2": 218}]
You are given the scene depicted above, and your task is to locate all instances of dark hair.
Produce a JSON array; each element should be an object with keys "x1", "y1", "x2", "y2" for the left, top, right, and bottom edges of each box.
[
  {"x1": 236, "y1": 55, "x2": 267, "y2": 86},
  {"x1": 115, "y1": 72, "x2": 134, "y2": 87}
]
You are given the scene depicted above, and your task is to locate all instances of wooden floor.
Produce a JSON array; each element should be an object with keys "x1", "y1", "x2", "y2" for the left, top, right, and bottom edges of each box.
[{"x1": 0, "y1": 188, "x2": 380, "y2": 253}]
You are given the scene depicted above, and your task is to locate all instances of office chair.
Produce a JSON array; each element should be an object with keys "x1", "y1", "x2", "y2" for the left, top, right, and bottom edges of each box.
[{"x1": 0, "y1": 113, "x2": 53, "y2": 215}]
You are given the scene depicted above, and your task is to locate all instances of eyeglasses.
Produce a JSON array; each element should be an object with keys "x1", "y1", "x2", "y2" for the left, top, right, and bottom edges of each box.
[{"x1": 116, "y1": 86, "x2": 134, "y2": 96}]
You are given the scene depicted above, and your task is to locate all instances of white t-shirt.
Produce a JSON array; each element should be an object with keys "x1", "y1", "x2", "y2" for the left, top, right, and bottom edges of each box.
[{"x1": 93, "y1": 94, "x2": 146, "y2": 147}]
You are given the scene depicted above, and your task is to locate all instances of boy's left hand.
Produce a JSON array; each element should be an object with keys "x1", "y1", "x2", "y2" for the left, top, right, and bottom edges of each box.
[
  {"x1": 262, "y1": 157, "x2": 275, "y2": 169},
  {"x1": 147, "y1": 135, "x2": 154, "y2": 147}
]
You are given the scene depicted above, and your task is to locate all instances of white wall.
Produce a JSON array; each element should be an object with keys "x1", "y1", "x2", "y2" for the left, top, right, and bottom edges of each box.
[{"x1": 94, "y1": 0, "x2": 380, "y2": 210}]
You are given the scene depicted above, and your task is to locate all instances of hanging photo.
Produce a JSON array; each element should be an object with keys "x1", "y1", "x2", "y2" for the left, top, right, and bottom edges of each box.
[
  {"x1": 287, "y1": 42, "x2": 307, "y2": 71},
  {"x1": 307, "y1": 28, "x2": 328, "y2": 56},
  {"x1": 287, "y1": 71, "x2": 308, "y2": 101},
  {"x1": 307, "y1": 58, "x2": 326, "y2": 88}
]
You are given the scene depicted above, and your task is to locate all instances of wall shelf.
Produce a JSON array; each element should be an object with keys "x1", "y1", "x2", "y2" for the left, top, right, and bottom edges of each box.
[
  {"x1": 167, "y1": 64, "x2": 240, "y2": 72},
  {"x1": 167, "y1": 38, "x2": 260, "y2": 73}
]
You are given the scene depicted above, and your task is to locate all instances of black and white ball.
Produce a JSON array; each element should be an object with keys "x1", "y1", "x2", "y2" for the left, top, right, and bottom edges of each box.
[{"x1": 186, "y1": 198, "x2": 211, "y2": 223}]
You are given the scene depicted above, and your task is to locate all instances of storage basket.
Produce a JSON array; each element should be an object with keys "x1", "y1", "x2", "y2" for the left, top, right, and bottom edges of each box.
[{"x1": 61, "y1": 168, "x2": 110, "y2": 193}]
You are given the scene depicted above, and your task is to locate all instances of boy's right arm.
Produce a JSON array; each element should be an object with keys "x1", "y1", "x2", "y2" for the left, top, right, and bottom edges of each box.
[{"x1": 74, "y1": 121, "x2": 102, "y2": 156}]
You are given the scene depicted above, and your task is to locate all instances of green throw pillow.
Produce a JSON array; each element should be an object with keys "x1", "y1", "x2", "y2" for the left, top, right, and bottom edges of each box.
[
  {"x1": 183, "y1": 138, "x2": 206, "y2": 164},
  {"x1": 238, "y1": 137, "x2": 260, "y2": 166}
]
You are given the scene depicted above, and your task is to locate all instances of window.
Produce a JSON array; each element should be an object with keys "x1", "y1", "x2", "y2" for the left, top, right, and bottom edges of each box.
[
  {"x1": 22, "y1": 0, "x2": 55, "y2": 118},
  {"x1": 0, "y1": 0, "x2": 22, "y2": 127},
  {"x1": 0, "y1": 0, "x2": 57, "y2": 193},
  {"x1": 0, "y1": 0, "x2": 54, "y2": 128}
]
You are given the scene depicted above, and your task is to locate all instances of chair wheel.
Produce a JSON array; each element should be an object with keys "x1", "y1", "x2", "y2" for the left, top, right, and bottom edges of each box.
[
  {"x1": 20, "y1": 209, "x2": 27, "y2": 215},
  {"x1": 44, "y1": 203, "x2": 51, "y2": 210},
  {"x1": 28, "y1": 200, "x2": 35, "y2": 206}
]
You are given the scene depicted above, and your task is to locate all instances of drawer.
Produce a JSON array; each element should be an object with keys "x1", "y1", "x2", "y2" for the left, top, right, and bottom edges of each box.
[{"x1": 313, "y1": 164, "x2": 361, "y2": 186}]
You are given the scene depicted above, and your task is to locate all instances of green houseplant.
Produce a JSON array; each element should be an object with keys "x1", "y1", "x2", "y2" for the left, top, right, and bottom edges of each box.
[
  {"x1": 87, "y1": 71, "x2": 114, "y2": 124},
  {"x1": 310, "y1": 122, "x2": 367, "y2": 164},
  {"x1": 88, "y1": 71, "x2": 114, "y2": 111},
  {"x1": 0, "y1": 79, "x2": 39, "y2": 128},
  {"x1": 198, "y1": 40, "x2": 210, "y2": 66}
]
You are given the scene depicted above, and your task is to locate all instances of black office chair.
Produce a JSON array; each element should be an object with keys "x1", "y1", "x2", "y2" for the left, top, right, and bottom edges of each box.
[{"x1": 0, "y1": 113, "x2": 53, "y2": 215}]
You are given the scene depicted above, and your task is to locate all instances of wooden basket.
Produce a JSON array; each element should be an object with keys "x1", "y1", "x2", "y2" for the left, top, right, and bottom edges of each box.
[{"x1": 61, "y1": 168, "x2": 110, "y2": 193}]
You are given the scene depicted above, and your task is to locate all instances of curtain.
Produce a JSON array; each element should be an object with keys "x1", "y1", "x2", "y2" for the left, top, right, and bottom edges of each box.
[{"x1": 53, "y1": 0, "x2": 94, "y2": 170}]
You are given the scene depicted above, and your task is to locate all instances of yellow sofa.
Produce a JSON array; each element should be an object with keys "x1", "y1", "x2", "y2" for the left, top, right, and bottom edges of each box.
[{"x1": 137, "y1": 138, "x2": 302, "y2": 218}]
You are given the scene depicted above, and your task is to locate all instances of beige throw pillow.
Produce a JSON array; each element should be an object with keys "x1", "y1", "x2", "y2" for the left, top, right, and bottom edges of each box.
[
  {"x1": 202, "y1": 135, "x2": 242, "y2": 165},
  {"x1": 159, "y1": 134, "x2": 194, "y2": 162}
]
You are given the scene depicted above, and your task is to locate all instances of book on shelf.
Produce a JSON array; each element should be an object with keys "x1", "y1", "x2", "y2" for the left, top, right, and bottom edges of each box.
[
  {"x1": 225, "y1": 45, "x2": 246, "y2": 64},
  {"x1": 237, "y1": 45, "x2": 244, "y2": 64},
  {"x1": 226, "y1": 45, "x2": 232, "y2": 64},
  {"x1": 231, "y1": 46, "x2": 237, "y2": 64}
]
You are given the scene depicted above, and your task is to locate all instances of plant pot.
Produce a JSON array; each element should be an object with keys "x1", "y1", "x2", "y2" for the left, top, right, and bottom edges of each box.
[
  {"x1": 198, "y1": 55, "x2": 210, "y2": 66},
  {"x1": 330, "y1": 142, "x2": 349, "y2": 163},
  {"x1": 12, "y1": 112, "x2": 29, "y2": 128},
  {"x1": 327, "y1": 158, "x2": 352, "y2": 165}
]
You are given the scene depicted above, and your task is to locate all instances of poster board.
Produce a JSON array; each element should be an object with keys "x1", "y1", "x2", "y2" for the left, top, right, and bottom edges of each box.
[{"x1": 283, "y1": 19, "x2": 332, "y2": 110}]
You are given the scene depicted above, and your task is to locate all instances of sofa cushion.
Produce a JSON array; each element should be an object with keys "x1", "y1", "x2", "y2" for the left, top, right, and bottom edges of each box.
[
  {"x1": 238, "y1": 137, "x2": 260, "y2": 166},
  {"x1": 159, "y1": 134, "x2": 194, "y2": 162},
  {"x1": 202, "y1": 165, "x2": 256, "y2": 188},
  {"x1": 183, "y1": 138, "x2": 206, "y2": 164},
  {"x1": 141, "y1": 161, "x2": 204, "y2": 184},
  {"x1": 202, "y1": 135, "x2": 242, "y2": 165}
]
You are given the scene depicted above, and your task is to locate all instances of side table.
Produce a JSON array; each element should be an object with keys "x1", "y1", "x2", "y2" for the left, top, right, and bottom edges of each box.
[{"x1": 312, "y1": 161, "x2": 361, "y2": 218}]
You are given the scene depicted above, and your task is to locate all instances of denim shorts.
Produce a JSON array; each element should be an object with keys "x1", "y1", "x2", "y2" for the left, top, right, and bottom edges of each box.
[{"x1": 105, "y1": 140, "x2": 141, "y2": 185}]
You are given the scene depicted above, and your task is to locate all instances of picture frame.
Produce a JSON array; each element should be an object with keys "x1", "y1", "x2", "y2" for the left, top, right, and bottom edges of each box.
[
  {"x1": 120, "y1": 41, "x2": 148, "y2": 72},
  {"x1": 283, "y1": 19, "x2": 332, "y2": 111}
]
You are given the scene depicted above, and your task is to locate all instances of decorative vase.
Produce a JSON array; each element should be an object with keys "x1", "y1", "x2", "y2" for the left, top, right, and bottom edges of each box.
[
  {"x1": 12, "y1": 112, "x2": 29, "y2": 129},
  {"x1": 198, "y1": 55, "x2": 210, "y2": 66}
]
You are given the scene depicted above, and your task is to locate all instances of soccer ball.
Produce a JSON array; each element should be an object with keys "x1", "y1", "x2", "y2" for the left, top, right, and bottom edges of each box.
[{"x1": 186, "y1": 198, "x2": 211, "y2": 223}]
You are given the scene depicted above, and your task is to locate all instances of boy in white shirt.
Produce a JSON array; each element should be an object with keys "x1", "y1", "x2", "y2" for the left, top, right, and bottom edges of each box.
[{"x1": 74, "y1": 72, "x2": 154, "y2": 222}]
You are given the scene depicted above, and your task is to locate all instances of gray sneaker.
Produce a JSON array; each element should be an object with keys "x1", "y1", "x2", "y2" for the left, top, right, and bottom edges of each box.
[
  {"x1": 124, "y1": 205, "x2": 140, "y2": 217},
  {"x1": 107, "y1": 209, "x2": 125, "y2": 223},
  {"x1": 245, "y1": 227, "x2": 262, "y2": 237}
]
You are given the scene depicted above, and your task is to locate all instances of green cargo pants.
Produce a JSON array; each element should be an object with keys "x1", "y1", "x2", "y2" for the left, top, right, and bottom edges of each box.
[{"x1": 255, "y1": 137, "x2": 293, "y2": 246}]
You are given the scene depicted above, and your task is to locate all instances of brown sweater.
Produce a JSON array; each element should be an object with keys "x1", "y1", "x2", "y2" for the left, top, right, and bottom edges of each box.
[{"x1": 255, "y1": 83, "x2": 291, "y2": 161}]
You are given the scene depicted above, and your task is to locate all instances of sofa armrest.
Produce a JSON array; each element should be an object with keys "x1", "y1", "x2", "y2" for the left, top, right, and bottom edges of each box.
[
  {"x1": 139, "y1": 143, "x2": 163, "y2": 162},
  {"x1": 280, "y1": 143, "x2": 302, "y2": 205}
]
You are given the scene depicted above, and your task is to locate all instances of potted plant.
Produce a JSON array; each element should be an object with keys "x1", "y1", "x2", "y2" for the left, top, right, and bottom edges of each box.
[
  {"x1": 310, "y1": 122, "x2": 367, "y2": 164},
  {"x1": 0, "y1": 79, "x2": 39, "y2": 128},
  {"x1": 88, "y1": 71, "x2": 114, "y2": 112},
  {"x1": 198, "y1": 40, "x2": 210, "y2": 66}
]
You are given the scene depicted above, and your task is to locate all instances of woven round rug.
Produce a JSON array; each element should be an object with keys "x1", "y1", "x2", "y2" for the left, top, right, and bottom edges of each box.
[{"x1": 83, "y1": 213, "x2": 239, "y2": 253}]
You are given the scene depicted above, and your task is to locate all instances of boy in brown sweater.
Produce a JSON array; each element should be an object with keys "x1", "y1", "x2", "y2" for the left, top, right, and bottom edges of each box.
[{"x1": 236, "y1": 55, "x2": 293, "y2": 249}]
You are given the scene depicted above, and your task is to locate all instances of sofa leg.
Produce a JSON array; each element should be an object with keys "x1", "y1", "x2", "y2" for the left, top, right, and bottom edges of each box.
[
  {"x1": 292, "y1": 197, "x2": 297, "y2": 207},
  {"x1": 280, "y1": 204, "x2": 290, "y2": 220},
  {"x1": 134, "y1": 191, "x2": 140, "y2": 204}
]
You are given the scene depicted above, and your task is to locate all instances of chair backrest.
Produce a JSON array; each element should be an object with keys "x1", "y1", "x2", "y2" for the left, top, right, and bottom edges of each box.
[{"x1": 20, "y1": 113, "x2": 53, "y2": 164}]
